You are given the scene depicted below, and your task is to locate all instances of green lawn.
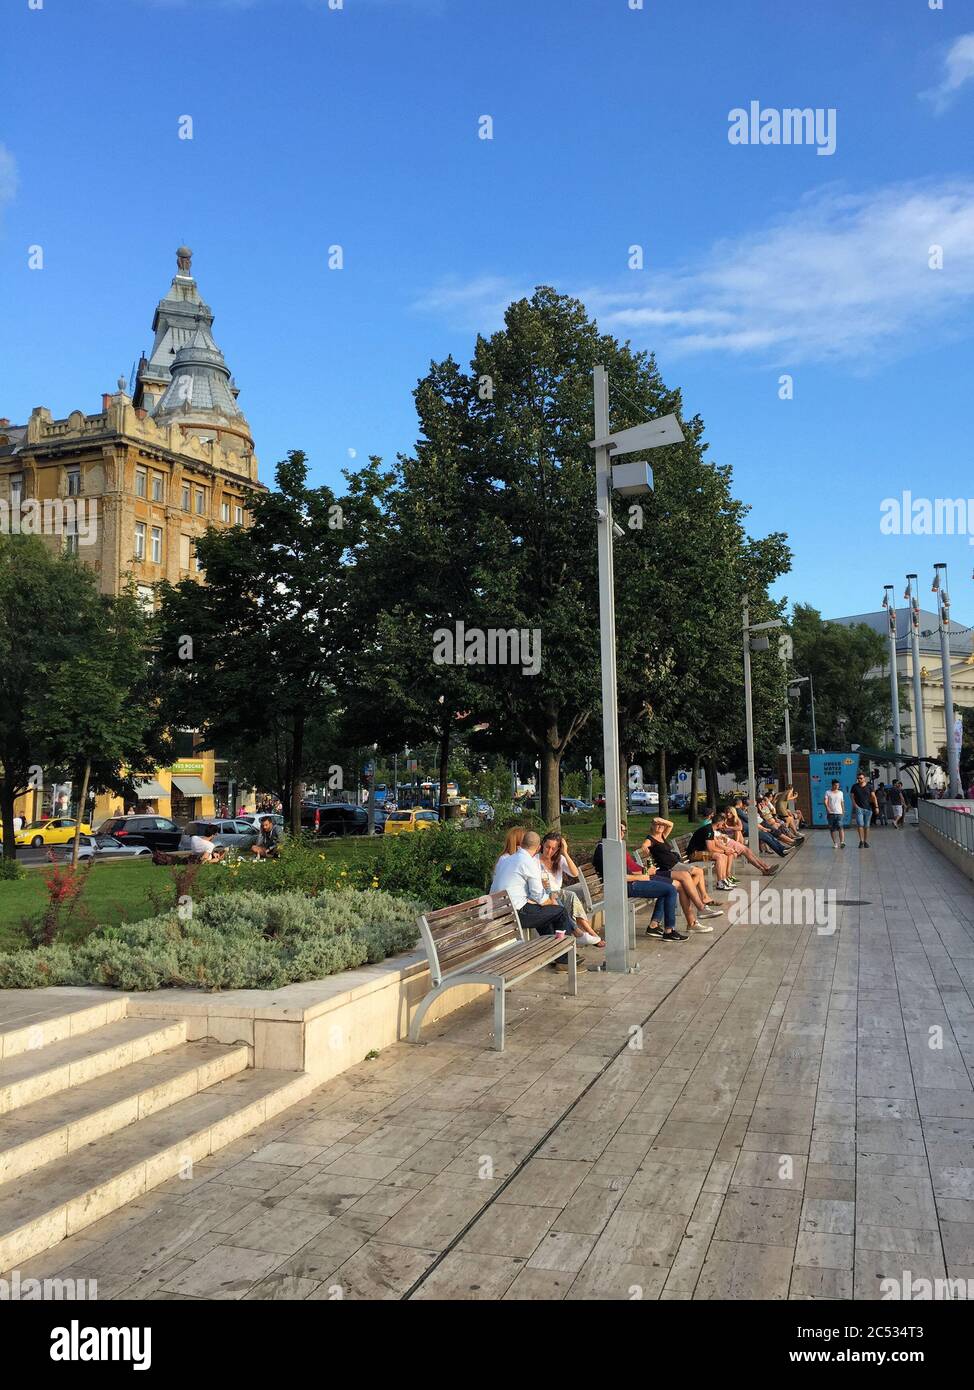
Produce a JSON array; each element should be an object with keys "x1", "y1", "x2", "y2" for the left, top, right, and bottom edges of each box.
[
  {"x1": 0, "y1": 810, "x2": 696, "y2": 951},
  {"x1": 0, "y1": 859, "x2": 171, "y2": 952}
]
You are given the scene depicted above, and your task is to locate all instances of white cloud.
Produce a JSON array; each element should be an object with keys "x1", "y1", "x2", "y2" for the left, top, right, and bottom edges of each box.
[
  {"x1": 0, "y1": 144, "x2": 17, "y2": 222},
  {"x1": 415, "y1": 181, "x2": 974, "y2": 367},
  {"x1": 922, "y1": 32, "x2": 974, "y2": 113}
]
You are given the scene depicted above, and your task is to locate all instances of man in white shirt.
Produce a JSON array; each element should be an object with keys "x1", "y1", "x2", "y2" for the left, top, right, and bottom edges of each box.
[
  {"x1": 824, "y1": 780, "x2": 846, "y2": 849},
  {"x1": 490, "y1": 831, "x2": 574, "y2": 936}
]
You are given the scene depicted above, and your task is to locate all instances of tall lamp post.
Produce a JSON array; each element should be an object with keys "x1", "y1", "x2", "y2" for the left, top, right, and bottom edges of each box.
[
  {"x1": 905, "y1": 574, "x2": 927, "y2": 791},
  {"x1": 742, "y1": 601, "x2": 783, "y2": 857},
  {"x1": 934, "y1": 563, "x2": 963, "y2": 797},
  {"x1": 591, "y1": 364, "x2": 684, "y2": 973},
  {"x1": 789, "y1": 674, "x2": 818, "y2": 753},
  {"x1": 779, "y1": 632, "x2": 794, "y2": 787},
  {"x1": 883, "y1": 585, "x2": 902, "y2": 768}
]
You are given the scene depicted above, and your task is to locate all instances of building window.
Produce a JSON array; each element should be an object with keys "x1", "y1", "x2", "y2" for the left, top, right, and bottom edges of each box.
[
  {"x1": 137, "y1": 584, "x2": 154, "y2": 613},
  {"x1": 64, "y1": 532, "x2": 79, "y2": 556},
  {"x1": 134, "y1": 522, "x2": 146, "y2": 561},
  {"x1": 151, "y1": 473, "x2": 163, "y2": 502},
  {"x1": 193, "y1": 540, "x2": 202, "y2": 573},
  {"x1": 181, "y1": 483, "x2": 190, "y2": 511},
  {"x1": 66, "y1": 467, "x2": 81, "y2": 496},
  {"x1": 10, "y1": 473, "x2": 23, "y2": 507},
  {"x1": 135, "y1": 467, "x2": 147, "y2": 498},
  {"x1": 150, "y1": 525, "x2": 162, "y2": 564},
  {"x1": 234, "y1": 505, "x2": 244, "y2": 525},
  {"x1": 195, "y1": 488, "x2": 205, "y2": 516},
  {"x1": 221, "y1": 500, "x2": 230, "y2": 523},
  {"x1": 179, "y1": 534, "x2": 191, "y2": 570}
]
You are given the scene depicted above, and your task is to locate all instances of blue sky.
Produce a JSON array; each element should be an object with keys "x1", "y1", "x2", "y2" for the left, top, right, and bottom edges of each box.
[{"x1": 3, "y1": 0, "x2": 974, "y2": 623}]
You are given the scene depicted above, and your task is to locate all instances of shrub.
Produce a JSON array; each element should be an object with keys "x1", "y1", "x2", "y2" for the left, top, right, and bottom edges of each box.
[
  {"x1": 5, "y1": 888, "x2": 424, "y2": 992},
  {"x1": 0, "y1": 859, "x2": 25, "y2": 882},
  {"x1": 370, "y1": 824, "x2": 501, "y2": 907},
  {"x1": 23, "y1": 861, "x2": 94, "y2": 947}
]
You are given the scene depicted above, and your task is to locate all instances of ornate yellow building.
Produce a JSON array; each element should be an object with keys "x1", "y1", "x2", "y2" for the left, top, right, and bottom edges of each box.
[{"x1": 0, "y1": 248, "x2": 266, "y2": 824}]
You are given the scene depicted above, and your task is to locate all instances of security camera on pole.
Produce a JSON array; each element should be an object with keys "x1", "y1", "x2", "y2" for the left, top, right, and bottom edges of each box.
[{"x1": 591, "y1": 365, "x2": 684, "y2": 974}]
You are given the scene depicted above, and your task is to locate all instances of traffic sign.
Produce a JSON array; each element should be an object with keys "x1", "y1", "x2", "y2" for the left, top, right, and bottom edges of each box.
[{"x1": 678, "y1": 771, "x2": 688, "y2": 782}]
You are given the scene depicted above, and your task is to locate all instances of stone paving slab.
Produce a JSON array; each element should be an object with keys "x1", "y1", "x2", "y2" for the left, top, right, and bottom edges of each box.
[{"x1": 6, "y1": 823, "x2": 974, "y2": 1300}]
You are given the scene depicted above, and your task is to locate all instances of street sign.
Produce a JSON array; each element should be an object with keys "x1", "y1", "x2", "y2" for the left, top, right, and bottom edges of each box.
[{"x1": 678, "y1": 771, "x2": 688, "y2": 782}]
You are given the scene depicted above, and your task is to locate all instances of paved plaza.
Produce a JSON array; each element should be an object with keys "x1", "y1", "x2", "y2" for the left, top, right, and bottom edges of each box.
[{"x1": 5, "y1": 825, "x2": 974, "y2": 1301}]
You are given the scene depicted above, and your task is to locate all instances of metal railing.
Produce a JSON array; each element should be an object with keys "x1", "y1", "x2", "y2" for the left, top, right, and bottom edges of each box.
[{"x1": 919, "y1": 799, "x2": 974, "y2": 856}]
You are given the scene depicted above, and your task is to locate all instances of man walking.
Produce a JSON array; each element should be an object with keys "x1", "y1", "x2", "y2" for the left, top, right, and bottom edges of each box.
[
  {"x1": 850, "y1": 771, "x2": 878, "y2": 849},
  {"x1": 824, "y1": 779, "x2": 846, "y2": 849},
  {"x1": 888, "y1": 780, "x2": 906, "y2": 830}
]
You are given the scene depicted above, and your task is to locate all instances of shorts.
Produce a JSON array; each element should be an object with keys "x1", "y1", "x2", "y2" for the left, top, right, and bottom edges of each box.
[
  {"x1": 854, "y1": 806, "x2": 872, "y2": 828},
  {"x1": 827, "y1": 813, "x2": 843, "y2": 831},
  {"x1": 891, "y1": 803, "x2": 904, "y2": 821}
]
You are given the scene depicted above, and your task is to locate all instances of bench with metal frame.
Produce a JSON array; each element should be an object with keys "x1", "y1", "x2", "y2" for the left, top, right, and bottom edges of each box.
[{"x1": 408, "y1": 891, "x2": 576, "y2": 1052}]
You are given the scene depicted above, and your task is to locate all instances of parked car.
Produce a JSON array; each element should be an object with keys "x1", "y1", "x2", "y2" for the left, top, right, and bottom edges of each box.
[
  {"x1": 384, "y1": 808, "x2": 439, "y2": 836},
  {"x1": 66, "y1": 833, "x2": 154, "y2": 861},
  {"x1": 237, "y1": 812, "x2": 285, "y2": 833},
  {"x1": 15, "y1": 817, "x2": 93, "y2": 848},
  {"x1": 628, "y1": 790, "x2": 659, "y2": 810},
  {"x1": 95, "y1": 815, "x2": 183, "y2": 852},
  {"x1": 179, "y1": 819, "x2": 259, "y2": 852},
  {"x1": 304, "y1": 803, "x2": 369, "y2": 837}
]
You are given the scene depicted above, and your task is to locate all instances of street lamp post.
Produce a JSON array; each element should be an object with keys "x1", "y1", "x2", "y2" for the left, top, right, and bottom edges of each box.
[
  {"x1": 591, "y1": 364, "x2": 684, "y2": 973},
  {"x1": 789, "y1": 674, "x2": 818, "y2": 753},
  {"x1": 779, "y1": 632, "x2": 794, "y2": 788},
  {"x1": 934, "y1": 563, "x2": 963, "y2": 797},
  {"x1": 742, "y1": 602, "x2": 783, "y2": 858},
  {"x1": 883, "y1": 585, "x2": 902, "y2": 765},
  {"x1": 906, "y1": 575, "x2": 927, "y2": 790}
]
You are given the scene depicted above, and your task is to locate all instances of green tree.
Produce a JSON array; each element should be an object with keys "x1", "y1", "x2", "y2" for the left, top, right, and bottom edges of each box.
[
  {"x1": 156, "y1": 451, "x2": 365, "y2": 835},
  {"x1": 789, "y1": 605, "x2": 898, "y2": 750},
  {"x1": 0, "y1": 537, "x2": 156, "y2": 859}
]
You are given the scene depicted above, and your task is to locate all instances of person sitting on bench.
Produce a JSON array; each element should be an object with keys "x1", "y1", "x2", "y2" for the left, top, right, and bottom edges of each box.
[
  {"x1": 595, "y1": 821, "x2": 686, "y2": 942},
  {"x1": 490, "y1": 831, "x2": 579, "y2": 968}
]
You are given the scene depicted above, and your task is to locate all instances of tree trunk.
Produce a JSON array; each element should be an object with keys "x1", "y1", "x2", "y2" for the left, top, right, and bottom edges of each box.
[
  {"x1": 437, "y1": 720, "x2": 451, "y2": 821},
  {"x1": 690, "y1": 754, "x2": 700, "y2": 820},
  {"x1": 540, "y1": 741, "x2": 561, "y2": 831},
  {"x1": 0, "y1": 779, "x2": 16, "y2": 862},
  {"x1": 366, "y1": 775, "x2": 377, "y2": 835},
  {"x1": 657, "y1": 749, "x2": 668, "y2": 818},
  {"x1": 706, "y1": 758, "x2": 719, "y2": 812},
  {"x1": 71, "y1": 759, "x2": 91, "y2": 868},
  {"x1": 290, "y1": 712, "x2": 305, "y2": 836}
]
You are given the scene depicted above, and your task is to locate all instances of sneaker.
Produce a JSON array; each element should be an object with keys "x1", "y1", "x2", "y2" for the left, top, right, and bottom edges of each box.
[
  {"x1": 715, "y1": 879, "x2": 732, "y2": 890},
  {"x1": 645, "y1": 923, "x2": 664, "y2": 938},
  {"x1": 575, "y1": 931, "x2": 601, "y2": 946},
  {"x1": 662, "y1": 929, "x2": 688, "y2": 942},
  {"x1": 863, "y1": 841, "x2": 870, "y2": 848},
  {"x1": 688, "y1": 921, "x2": 714, "y2": 933},
  {"x1": 702, "y1": 906, "x2": 724, "y2": 917}
]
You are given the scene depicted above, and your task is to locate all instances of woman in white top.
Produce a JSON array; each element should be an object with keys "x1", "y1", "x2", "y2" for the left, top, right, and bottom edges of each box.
[{"x1": 538, "y1": 833, "x2": 602, "y2": 946}]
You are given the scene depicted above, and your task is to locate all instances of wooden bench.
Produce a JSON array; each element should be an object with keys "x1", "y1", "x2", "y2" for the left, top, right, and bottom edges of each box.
[
  {"x1": 571, "y1": 863, "x2": 638, "y2": 949},
  {"x1": 408, "y1": 891, "x2": 576, "y2": 1052},
  {"x1": 674, "y1": 834, "x2": 716, "y2": 890}
]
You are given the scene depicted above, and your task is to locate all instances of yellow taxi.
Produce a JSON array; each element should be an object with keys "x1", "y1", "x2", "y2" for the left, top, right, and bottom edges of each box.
[
  {"x1": 383, "y1": 808, "x2": 440, "y2": 836},
  {"x1": 14, "y1": 818, "x2": 93, "y2": 848}
]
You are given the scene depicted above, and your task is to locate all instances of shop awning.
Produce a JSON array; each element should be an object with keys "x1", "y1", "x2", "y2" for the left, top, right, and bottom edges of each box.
[
  {"x1": 133, "y1": 779, "x2": 168, "y2": 799},
  {"x1": 171, "y1": 775, "x2": 212, "y2": 798}
]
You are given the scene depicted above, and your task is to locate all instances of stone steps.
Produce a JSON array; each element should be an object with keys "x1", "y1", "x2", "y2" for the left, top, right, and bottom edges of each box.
[
  {"x1": 0, "y1": 1040, "x2": 251, "y2": 1185},
  {"x1": 0, "y1": 996, "x2": 316, "y2": 1270},
  {"x1": 0, "y1": 991, "x2": 128, "y2": 1061},
  {"x1": 0, "y1": 1016, "x2": 188, "y2": 1115}
]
